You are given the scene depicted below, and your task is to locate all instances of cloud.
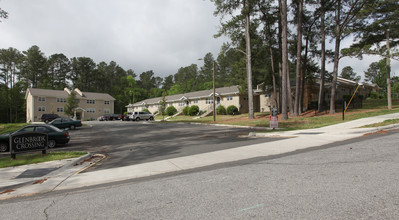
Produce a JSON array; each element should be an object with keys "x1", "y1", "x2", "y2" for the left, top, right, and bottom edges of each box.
[
  {"x1": 0, "y1": 0, "x2": 227, "y2": 77},
  {"x1": 1, "y1": 0, "x2": 397, "y2": 80}
]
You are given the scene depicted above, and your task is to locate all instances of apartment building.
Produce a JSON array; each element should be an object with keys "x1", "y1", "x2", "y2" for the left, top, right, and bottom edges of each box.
[{"x1": 26, "y1": 88, "x2": 115, "y2": 122}]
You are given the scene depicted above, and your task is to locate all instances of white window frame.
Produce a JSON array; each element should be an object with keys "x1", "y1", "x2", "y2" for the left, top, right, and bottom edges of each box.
[
  {"x1": 38, "y1": 106, "x2": 46, "y2": 112},
  {"x1": 87, "y1": 100, "x2": 95, "y2": 104},
  {"x1": 104, "y1": 109, "x2": 110, "y2": 114},
  {"x1": 56, "y1": 107, "x2": 64, "y2": 112},
  {"x1": 206, "y1": 98, "x2": 213, "y2": 104},
  {"x1": 104, "y1": 101, "x2": 110, "y2": 105},
  {"x1": 87, "y1": 108, "x2": 96, "y2": 113},
  {"x1": 38, "y1": 97, "x2": 46, "y2": 102}
]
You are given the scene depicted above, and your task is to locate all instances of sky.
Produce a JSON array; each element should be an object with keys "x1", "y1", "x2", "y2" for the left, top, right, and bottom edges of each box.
[{"x1": 0, "y1": 0, "x2": 398, "y2": 81}]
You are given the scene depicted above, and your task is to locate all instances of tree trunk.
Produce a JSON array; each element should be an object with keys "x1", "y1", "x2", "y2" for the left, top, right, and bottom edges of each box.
[
  {"x1": 318, "y1": 0, "x2": 326, "y2": 113},
  {"x1": 281, "y1": 0, "x2": 288, "y2": 120},
  {"x1": 294, "y1": 0, "x2": 303, "y2": 117},
  {"x1": 245, "y1": 1, "x2": 254, "y2": 119},
  {"x1": 301, "y1": 35, "x2": 309, "y2": 114},
  {"x1": 270, "y1": 46, "x2": 278, "y2": 108},
  {"x1": 279, "y1": 62, "x2": 282, "y2": 113},
  {"x1": 386, "y1": 30, "x2": 392, "y2": 110},
  {"x1": 287, "y1": 62, "x2": 294, "y2": 116},
  {"x1": 330, "y1": 0, "x2": 341, "y2": 114}
]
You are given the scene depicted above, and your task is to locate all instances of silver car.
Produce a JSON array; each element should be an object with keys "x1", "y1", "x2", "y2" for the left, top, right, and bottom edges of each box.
[{"x1": 129, "y1": 111, "x2": 154, "y2": 121}]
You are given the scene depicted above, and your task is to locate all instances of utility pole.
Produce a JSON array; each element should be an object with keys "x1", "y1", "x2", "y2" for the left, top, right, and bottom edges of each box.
[{"x1": 213, "y1": 61, "x2": 216, "y2": 122}]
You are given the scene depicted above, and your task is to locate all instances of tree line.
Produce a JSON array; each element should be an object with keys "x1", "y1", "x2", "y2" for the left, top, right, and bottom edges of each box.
[
  {"x1": 0, "y1": 44, "x2": 253, "y2": 123},
  {"x1": 1, "y1": 0, "x2": 398, "y2": 123},
  {"x1": 211, "y1": 0, "x2": 398, "y2": 119}
]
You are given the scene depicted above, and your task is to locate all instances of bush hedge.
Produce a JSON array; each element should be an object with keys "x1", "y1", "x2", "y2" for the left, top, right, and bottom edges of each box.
[
  {"x1": 217, "y1": 105, "x2": 227, "y2": 115},
  {"x1": 165, "y1": 106, "x2": 177, "y2": 116},
  {"x1": 182, "y1": 106, "x2": 190, "y2": 115},
  {"x1": 226, "y1": 105, "x2": 239, "y2": 115},
  {"x1": 188, "y1": 105, "x2": 199, "y2": 116}
]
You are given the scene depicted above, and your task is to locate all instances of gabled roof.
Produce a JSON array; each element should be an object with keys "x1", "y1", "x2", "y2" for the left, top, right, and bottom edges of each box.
[
  {"x1": 128, "y1": 85, "x2": 240, "y2": 107},
  {"x1": 26, "y1": 88, "x2": 115, "y2": 101}
]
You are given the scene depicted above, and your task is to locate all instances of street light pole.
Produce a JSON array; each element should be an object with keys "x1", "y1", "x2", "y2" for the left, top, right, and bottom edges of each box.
[{"x1": 213, "y1": 61, "x2": 216, "y2": 122}]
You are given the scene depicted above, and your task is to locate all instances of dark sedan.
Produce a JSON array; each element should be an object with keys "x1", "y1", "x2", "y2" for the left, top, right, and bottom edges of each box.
[
  {"x1": 0, "y1": 124, "x2": 70, "y2": 152},
  {"x1": 49, "y1": 118, "x2": 82, "y2": 130}
]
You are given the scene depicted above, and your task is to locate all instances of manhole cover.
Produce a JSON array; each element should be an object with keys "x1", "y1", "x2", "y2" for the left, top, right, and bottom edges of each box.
[{"x1": 16, "y1": 168, "x2": 58, "y2": 179}]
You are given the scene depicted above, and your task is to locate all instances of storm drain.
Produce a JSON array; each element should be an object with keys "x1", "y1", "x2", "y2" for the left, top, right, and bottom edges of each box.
[{"x1": 16, "y1": 168, "x2": 58, "y2": 179}]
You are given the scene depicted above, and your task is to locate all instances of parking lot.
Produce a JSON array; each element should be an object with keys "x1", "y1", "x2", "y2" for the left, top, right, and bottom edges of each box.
[{"x1": 55, "y1": 120, "x2": 282, "y2": 172}]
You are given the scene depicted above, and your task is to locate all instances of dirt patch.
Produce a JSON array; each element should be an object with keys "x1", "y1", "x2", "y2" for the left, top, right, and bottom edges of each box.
[
  {"x1": 74, "y1": 155, "x2": 103, "y2": 166},
  {"x1": 363, "y1": 130, "x2": 388, "y2": 137},
  {"x1": 33, "y1": 179, "x2": 47, "y2": 184},
  {"x1": 0, "y1": 189, "x2": 15, "y2": 195}
]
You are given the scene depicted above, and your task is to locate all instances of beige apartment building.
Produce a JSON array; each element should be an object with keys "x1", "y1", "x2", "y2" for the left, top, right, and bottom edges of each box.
[
  {"x1": 126, "y1": 85, "x2": 275, "y2": 115},
  {"x1": 125, "y1": 78, "x2": 379, "y2": 116},
  {"x1": 26, "y1": 88, "x2": 115, "y2": 122}
]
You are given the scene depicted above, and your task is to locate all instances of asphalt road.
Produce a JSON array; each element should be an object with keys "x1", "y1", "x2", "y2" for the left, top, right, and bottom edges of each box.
[
  {"x1": 59, "y1": 121, "x2": 281, "y2": 171},
  {"x1": 1, "y1": 126, "x2": 398, "y2": 219}
]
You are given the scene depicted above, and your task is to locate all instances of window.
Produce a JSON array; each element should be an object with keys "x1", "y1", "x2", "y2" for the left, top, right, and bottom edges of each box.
[
  {"x1": 57, "y1": 98, "x2": 66, "y2": 103},
  {"x1": 38, "y1": 97, "x2": 46, "y2": 102},
  {"x1": 193, "y1": 99, "x2": 198, "y2": 104},
  {"x1": 20, "y1": 127, "x2": 35, "y2": 132},
  {"x1": 87, "y1": 108, "x2": 95, "y2": 113},
  {"x1": 56, "y1": 107, "x2": 64, "y2": 112},
  {"x1": 178, "y1": 101, "x2": 185, "y2": 106},
  {"x1": 206, "y1": 98, "x2": 213, "y2": 104},
  {"x1": 104, "y1": 101, "x2": 110, "y2": 105},
  {"x1": 227, "y1": 96, "x2": 233, "y2": 101},
  {"x1": 87, "y1": 100, "x2": 95, "y2": 104},
  {"x1": 35, "y1": 127, "x2": 48, "y2": 132},
  {"x1": 104, "y1": 109, "x2": 110, "y2": 114},
  {"x1": 38, "y1": 106, "x2": 46, "y2": 112}
]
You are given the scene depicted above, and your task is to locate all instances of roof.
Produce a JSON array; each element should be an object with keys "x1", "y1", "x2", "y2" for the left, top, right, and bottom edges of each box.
[
  {"x1": 26, "y1": 88, "x2": 115, "y2": 101},
  {"x1": 128, "y1": 85, "x2": 240, "y2": 107}
]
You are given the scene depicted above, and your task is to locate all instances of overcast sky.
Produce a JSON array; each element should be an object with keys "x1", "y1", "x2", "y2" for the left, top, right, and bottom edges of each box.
[{"x1": 1, "y1": 0, "x2": 398, "y2": 81}]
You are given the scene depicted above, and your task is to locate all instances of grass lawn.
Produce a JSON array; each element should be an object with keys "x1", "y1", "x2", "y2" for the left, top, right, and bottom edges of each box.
[
  {"x1": 0, "y1": 151, "x2": 87, "y2": 168},
  {"x1": 0, "y1": 123, "x2": 28, "y2": 135},
  {"x1": 156, "y1": 99, "x2": 399, "y2": 131}
]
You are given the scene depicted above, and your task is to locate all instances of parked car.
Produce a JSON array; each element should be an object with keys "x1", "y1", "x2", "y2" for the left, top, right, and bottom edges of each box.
[
  {"x1": 129, "y1": 111, "x2": 154, "y2": 121},
  {"x1": 97, "y1": 115, "x2": 105, "y2": 121},
  {"x1": 40, "y1": 114, "x2": 60, "y2": 123},
  {"x1": 122, "y1": 113, "x2": 132, "y2": 121},
  {"x1": 0, "y1": 124, "x2": 70, "y2": 152},
  {"x1": 103, "y1": 114, "x2": 119, "y2": 121},
  {"x1": 49, "y1": 118, "x2": 82, "y2": 130}
]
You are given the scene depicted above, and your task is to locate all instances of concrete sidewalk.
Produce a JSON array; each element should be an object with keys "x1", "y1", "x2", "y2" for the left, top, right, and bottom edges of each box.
[{"x1": 1, "y1": 113, "x2": 399, "y2": 200}]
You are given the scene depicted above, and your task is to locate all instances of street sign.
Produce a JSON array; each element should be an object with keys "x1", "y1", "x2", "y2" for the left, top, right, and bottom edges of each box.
[{"x1": 270, "y1": 107, "x2": 278, "y2": 129}]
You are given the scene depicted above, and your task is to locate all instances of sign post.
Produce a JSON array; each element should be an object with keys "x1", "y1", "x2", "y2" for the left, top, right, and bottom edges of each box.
[
  {"x1": 10, "y1": 132, "x2": 48, "y2": 159},
  {"x1": 270, "y1": 106, "x2": 278, "y2": 130}
]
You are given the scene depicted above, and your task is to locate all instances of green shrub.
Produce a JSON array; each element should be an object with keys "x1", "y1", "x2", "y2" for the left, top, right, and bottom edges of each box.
[
  {"x1": 142, "y1": 108, "x2": 151, "y2": 113},
  {"x1": 165, "y1": 106, "x2": 177, "y2": 116},
  {"x1": 369, "y1": 91, "x2": 379, "y2": 99},
  {"x1": 227, "y1": 105, "x2": 239, "y2": 115},
  {"x1": 153, "y1": 111, "x2": 158, "y2": 115},
  {"x1": 217, "y1": 105, "x2": 227, "y2": 115},
  {"x1": 182, "y1": 106, "x2": 190, "y2": 115},
  {"x1": 188, "y1": 105, "x2": 199, "y2": 116}
]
